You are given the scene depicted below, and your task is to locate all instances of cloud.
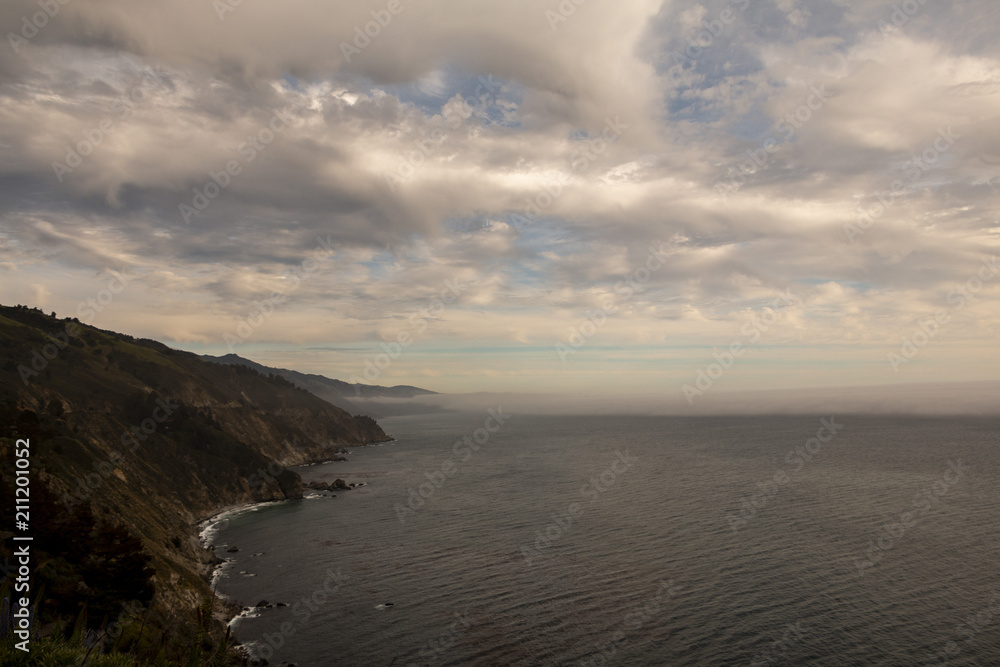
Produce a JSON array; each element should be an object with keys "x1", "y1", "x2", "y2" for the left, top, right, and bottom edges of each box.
[{"x1": 0, "y1": 0, "x2": 998, "y2": 397}]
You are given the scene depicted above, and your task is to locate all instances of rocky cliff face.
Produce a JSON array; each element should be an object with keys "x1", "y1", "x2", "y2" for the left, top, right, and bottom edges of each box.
[{"x1": 0, "y1": 305, "x2": 391, "y2": 645}]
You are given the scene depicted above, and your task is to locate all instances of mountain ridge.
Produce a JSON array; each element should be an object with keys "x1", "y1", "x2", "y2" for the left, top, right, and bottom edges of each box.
[
  {"x1": 0, "y1": 304, "x2": 391, "y2": 660},
  {"x1": 202, "y1": 352, "x2": 439, "y2": 416}
]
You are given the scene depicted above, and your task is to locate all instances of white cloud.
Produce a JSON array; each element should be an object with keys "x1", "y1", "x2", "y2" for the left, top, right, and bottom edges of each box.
[{"x1": 1, "y1": 0, "x2": 998, "y2": 395}]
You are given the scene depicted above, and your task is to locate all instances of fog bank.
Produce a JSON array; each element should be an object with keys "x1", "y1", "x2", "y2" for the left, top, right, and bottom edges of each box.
[{"x1": 378, "y1": 381, "x2": 1000, "y2": 417}]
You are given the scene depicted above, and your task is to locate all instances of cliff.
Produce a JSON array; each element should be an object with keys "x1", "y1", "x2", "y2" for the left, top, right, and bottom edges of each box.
[{"x1": 0, "y1": 304, "x2": 390, "y2": 659}]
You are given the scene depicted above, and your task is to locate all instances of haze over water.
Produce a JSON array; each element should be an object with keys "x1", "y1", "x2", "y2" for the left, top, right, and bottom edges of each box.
[{"x1": 210, "y1": 412, "x2": 1000, "y2": 666}]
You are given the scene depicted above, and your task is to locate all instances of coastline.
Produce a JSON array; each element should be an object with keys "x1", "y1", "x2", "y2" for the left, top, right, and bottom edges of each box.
[
  {"x1": 196, "y1": 462, "x2": 366, "y2": 636},
  {"x1": 198, "y1": 499, "x2": 294, "y2": 550},
  {"x1": 197, "y1": 437, "x2": 392, "y2": 546},
  {"x1": 197, "y1": 496, "x2": 302, "y2": 663},
  {"x1": 199, "y1": 500, "x2": 296, "y2": 615},
  {"x1": 197, "y1": 438, "x2": 393, "y2": 660}
]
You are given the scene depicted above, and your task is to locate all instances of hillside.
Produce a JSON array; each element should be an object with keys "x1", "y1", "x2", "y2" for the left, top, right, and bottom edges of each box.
[
  {"x1": 203, "y1": 353, "x2": 438, "y2": 416},
  {"x1": 0, "y1": 305, "x2": 391, "y2": 661}
]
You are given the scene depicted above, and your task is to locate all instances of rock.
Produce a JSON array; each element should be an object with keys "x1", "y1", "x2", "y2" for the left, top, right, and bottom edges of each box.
[
  {"x1": 256, "y1": 599, "x2": 272, "y2": 608},
  {"x1": 276, "y1": 602, "x2": 288, "y2": 607},
  {"x1": 226, "y1": 546, "x2": 239, "y2": 553},
  {"x1": 332, "y1": 478, "x2": 349, "y2": 490},
  {"x1": 306, "y1": 480, "x2": 330, "y2": 490}
]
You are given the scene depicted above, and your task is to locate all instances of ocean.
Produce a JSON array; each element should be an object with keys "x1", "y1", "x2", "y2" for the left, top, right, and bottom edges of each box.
[{"x1": 204, "y1": 412, "x2": 1000, "y2": 666}]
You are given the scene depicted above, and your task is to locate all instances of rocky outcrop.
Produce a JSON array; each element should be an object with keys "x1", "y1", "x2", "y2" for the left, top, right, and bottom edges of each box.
[{"x1": 0, "y1": 304, "x2": 392, "y2": 651}]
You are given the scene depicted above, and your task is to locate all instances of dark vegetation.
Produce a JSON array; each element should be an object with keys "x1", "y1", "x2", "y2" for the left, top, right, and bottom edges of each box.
[{"x1": 0, "y1": 304, "x2": 391, "y2": 663}]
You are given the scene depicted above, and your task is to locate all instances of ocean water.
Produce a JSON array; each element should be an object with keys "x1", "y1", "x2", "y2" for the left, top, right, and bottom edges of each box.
[{"x1": 207, "y1": 413, "x2": 1000, "y2": 666}]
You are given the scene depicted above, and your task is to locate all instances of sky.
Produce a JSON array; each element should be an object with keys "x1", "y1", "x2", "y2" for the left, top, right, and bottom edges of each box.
[{"x1": 1, "y1": 0, "x2": 998, "y2": 402}]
